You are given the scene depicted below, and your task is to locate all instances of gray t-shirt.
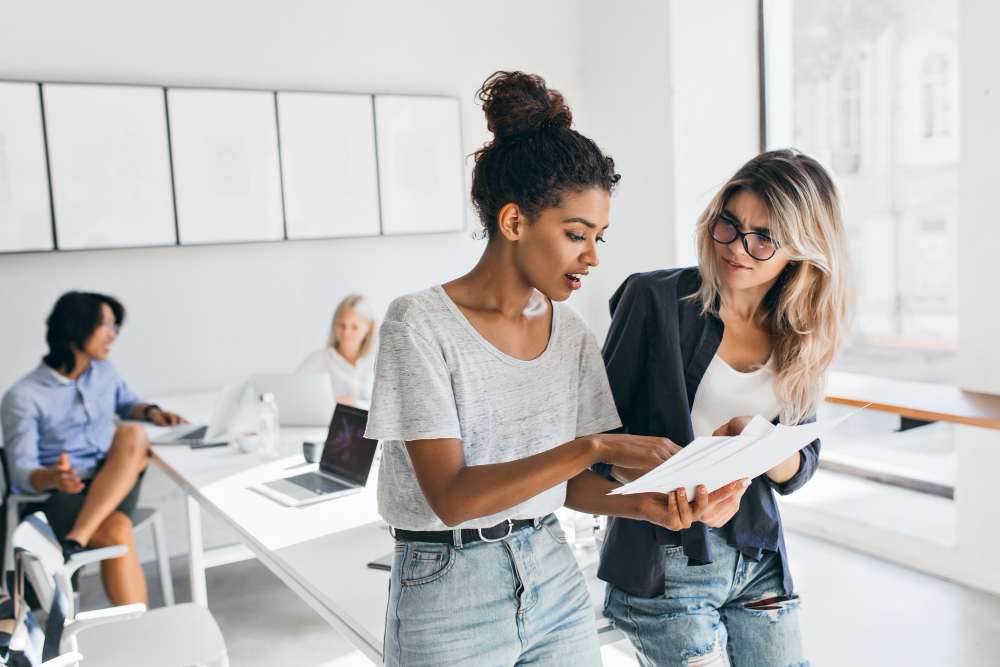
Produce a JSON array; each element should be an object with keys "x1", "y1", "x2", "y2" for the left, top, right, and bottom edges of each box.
[{"x1": 365, "y1": 285, "x2": 622, "y2": 531}]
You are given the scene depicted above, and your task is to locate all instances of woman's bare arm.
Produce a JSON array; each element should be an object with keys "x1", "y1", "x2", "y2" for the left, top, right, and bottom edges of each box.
[{"x1": 404, "y1": 433, "x2": 677, "y2": 527}]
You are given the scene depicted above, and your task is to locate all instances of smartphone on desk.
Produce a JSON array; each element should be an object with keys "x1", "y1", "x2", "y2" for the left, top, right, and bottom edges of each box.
[
  {"x1": 367, "y1": 552, "x2": 393, "y2": 572},
  {"x1": 190, "y1": 440, "x2": 229, "y2": 450}
]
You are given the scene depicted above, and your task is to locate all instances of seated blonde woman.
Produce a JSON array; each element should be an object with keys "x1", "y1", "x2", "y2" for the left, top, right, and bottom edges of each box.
[{"x1": 297, "y1": 294, "x2": 378, "y2": 409}]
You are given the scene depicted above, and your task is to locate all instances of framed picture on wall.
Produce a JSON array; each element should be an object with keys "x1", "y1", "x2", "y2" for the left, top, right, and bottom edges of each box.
[
  {"x1": 277, "y1": 92, "x2": 381, "y2": 239},
  {"x1": 43, "y1": 83, "x2": 177, "y2": 251},
  {"x1": 167, "y1": 87, "x2": 285, "y2": 245},
  {"x1": 374, "y1": 95, "x2": 465, "y2": 235},
  {"x1": 0, "y1": 81, "x2": 53, "y2": 253}
]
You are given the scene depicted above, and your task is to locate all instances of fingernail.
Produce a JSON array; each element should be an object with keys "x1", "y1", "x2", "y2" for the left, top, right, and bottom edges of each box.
[
  {"x1": 699, "y1": 487, "x2": 707, "y2": 496},
  {"x1": 678, "y1": 488, "x2": 685, "y2": 497},
  {"x1": 742, "y1": 479, "x2": 752, "y2": 487}
]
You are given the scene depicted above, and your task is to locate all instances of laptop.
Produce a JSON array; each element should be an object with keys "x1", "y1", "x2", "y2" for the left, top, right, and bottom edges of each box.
[
  {"x1": 149, "y1": 380, "x2": 252, "y2": 447},
  {"x1": 252, "y1": 404, "x2": 378, "y2": 507},
  {"x1": 250, "y1": 374, "x2": 335, "y2": 427}
]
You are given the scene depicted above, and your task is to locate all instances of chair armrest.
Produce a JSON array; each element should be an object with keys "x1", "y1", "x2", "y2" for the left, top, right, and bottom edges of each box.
[
  {"x1": 65, "y1": 545, "x2": 128, "y2": 576},
  {"x1": 9, "y1": 493, "x2": 52, "y2": 505},
  {"x1": 40, "y1": 652, "x2": 84, "y2": 667},
  {"x1": 61, "y1": 603, "x2": 146, "y2": 645},
  {"x1": 57, "y1": 545, "x2": 129, "y2": 598}
]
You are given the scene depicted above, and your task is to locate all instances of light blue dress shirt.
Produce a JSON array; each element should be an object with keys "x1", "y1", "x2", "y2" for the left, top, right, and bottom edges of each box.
[{"x1": 0, "y1": 360, "x2": 144, "y2": 493}]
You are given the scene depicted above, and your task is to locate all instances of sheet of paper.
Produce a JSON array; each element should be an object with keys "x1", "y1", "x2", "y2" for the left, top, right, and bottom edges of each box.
[
  {"x1": 610, "y1": 415, "x2": 778, "y2": 496},
  {"x1": 610, "y1": 409, "x2": 860, "y2": 497}
]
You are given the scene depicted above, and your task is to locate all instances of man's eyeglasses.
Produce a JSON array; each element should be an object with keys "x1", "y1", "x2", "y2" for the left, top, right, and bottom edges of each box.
[
  {"x1": 101, "y1": 322, "x2": 120, "y2": 335},
  {"x1": 709, "y1": 216, "x2": 780, "y2": 261}
]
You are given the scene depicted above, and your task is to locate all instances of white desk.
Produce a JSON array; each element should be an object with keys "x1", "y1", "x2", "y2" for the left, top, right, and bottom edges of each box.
[{"x1": 148, "y1": 391, "x2": 623, "y2": 664}]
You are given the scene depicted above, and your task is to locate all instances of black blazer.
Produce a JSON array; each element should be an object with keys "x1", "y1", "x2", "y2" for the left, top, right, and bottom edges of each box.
[{"x1": 594, "y1": 267, "x2": 819, "y2": 598}]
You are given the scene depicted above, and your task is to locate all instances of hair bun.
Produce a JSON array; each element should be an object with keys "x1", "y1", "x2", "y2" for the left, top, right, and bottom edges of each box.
[{"x1": 477, "y1": 71, "x2": 573, "y2": 141}]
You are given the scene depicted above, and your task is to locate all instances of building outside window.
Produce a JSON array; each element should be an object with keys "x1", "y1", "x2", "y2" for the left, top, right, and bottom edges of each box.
[{"x1": 769, "y1": 0, "x2": 959, "y2": 384}]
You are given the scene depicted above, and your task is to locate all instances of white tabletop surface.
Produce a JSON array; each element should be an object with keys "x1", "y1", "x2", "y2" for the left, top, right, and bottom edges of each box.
[{"x1": 146, "y1": 390, "x2": 620, "y2": 661}]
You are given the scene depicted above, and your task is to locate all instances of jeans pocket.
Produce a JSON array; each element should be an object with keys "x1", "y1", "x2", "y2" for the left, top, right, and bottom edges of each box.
[
  {"x1": 540, "y1": 516, "x2": 568, "y2": 544},
  {"x1": 399, "y1": 542, "x2": 454, "y2": 586}
]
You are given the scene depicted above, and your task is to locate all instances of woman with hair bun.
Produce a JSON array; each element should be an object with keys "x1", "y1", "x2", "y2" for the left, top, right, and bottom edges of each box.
[
  {"x1": 364, "y1": 71, "x2": 746, "y2": 666},
  {"x1": 597, "y1": 150, "x2": 856, "y2": 666}
]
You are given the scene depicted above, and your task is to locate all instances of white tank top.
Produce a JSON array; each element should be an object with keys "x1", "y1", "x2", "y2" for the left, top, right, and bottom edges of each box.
[{"x1": 690, "y1": 354, "x2": 783, "y2": 438}]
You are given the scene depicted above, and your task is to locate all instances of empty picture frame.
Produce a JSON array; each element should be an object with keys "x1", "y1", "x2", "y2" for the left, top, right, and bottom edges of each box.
[
  {"x1": 43, "y1": 83, "x2": 177, "y2": 250},
  {"x1": 374, "y1": 95, "x2": 465, "y2": 235},
  {"x1": 167, "y1": 88, "x2": 284, "y2": 245},
  {"x1": 277, "y1": 92, "x2": 380, "y2": 239},
  {"x1": 0, "y1": 81, "x2": 53, "y2": 252}
]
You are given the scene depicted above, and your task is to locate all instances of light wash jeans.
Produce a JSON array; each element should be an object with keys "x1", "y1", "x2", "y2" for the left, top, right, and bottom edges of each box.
[
  {"x1": 604, "y1": 528, "x2": 807, "y2": 667},
  {"x1": 383, "y1": 514, "x2": 601, "y2": 667}
]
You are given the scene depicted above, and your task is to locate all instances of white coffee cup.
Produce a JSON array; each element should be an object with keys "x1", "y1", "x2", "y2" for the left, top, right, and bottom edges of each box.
[{"x1": 303, "y1": 441, "x2": 322, "y2": 463}]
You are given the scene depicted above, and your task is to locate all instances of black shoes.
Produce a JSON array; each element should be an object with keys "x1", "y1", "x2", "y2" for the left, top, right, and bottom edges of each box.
[{"x1": 59, "y1": 538, "x2": 86, "y2": 564}]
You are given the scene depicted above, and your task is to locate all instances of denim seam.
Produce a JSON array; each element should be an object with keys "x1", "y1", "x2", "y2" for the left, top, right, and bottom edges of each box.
[
  {"x1": 392, "y1": 551, "x2": 404, "y2": 666},
  {"x1": 398, "y1": 546, "x2": 455, "y2": 587},
  {"x1": 623, "y1": 590, "x2": 652, "y2": 662}
]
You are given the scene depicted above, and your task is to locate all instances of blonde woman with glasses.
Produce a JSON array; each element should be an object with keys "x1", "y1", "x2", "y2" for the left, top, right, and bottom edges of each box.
[
  {"x1": 297, "y1": 294, "x2": 378, "y2": 408},
  {"x1": 595, "y1": 150, "x2": 855, "y2": 666}
]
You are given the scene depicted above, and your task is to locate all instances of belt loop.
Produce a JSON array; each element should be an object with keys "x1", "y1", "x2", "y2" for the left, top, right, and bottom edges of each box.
[
  {"x1": 533, "y1": 517, "x2": 542, "y2": 529},
  {"x1": 452, "y1": 528, "x2": 463, "y2": 550}
]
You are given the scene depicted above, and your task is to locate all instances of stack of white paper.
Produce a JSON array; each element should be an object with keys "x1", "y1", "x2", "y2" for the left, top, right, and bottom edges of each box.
[{"x1": 609, "y1": 409, "x2": 860, "y2": 497}]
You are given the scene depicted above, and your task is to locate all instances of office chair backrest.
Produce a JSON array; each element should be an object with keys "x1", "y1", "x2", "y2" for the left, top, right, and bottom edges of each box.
[
  {"x1": 0, "y1": 448, "x2": 11, "y2": 499},
  {"x1": 11, "y1": 517, "x2": 64, "y2": 612}
]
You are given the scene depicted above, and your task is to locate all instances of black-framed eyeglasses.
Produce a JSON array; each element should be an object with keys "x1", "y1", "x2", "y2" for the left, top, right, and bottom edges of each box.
[{"x1": 709, "y1": 216, "x2": 780, "y2": 261}]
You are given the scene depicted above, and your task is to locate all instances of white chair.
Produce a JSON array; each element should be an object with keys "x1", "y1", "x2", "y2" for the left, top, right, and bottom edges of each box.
[
  {"x1": 13, "y1": 515, "x2": 229, "y2": 667},
  {"x1": 0, "y1": 453, "x2": 175, "y2": 605},
  {"x1": 40, "y1": 653, "x2": 85, "y2": 667}
]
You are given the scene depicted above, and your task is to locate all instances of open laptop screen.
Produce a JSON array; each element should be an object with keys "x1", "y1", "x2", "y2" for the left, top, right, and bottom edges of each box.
[{"x1": 319, "y1": 404, "x2": 378, "y2": 486}]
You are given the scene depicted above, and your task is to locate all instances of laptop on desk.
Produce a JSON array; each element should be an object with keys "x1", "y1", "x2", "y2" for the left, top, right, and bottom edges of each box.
[
  {"x1": 250, "y1": 374, "x2": 335, "y2": 427},
  {"x1": 252, "y1": 404, "x2": 378, "y2": 507},
  {"x1": 149, "y1": 380, "x2": 252, "y2": 447}
]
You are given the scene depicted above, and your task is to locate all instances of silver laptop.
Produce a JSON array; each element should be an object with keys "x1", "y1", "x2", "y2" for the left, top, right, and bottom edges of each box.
[
  {"x1": 252, "y1": 404, "x2": 378, "y2": 507},
  {"x1": 150, "y1": 380, "x2": 251, "y2": 446},
  {"x1": 250, "y1": 374, "x2": 335, "y2": 427}
]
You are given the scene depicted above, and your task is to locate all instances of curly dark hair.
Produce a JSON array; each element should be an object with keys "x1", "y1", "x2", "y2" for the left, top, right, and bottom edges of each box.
[
  {"x1": 470, "y1": 71, "x2": 620, "y2": 239},
  {"x1": 43, "y1": 292, "x2": 125, "y2": 374}
]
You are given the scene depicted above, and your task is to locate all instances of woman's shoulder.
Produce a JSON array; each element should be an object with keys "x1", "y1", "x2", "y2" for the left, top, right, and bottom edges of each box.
[
  {"x1": 552, "y1": 299, "x2": 592, "y2": 338},
  {"x1": 611, "y1": 267, "x2": 703, "y2": 311},
  {"x1": 296, "y1": 348, "x2": 329, "y2": 372},
  {"x1": 382, "y1": 287, "x2": 449, "y2": 328}
]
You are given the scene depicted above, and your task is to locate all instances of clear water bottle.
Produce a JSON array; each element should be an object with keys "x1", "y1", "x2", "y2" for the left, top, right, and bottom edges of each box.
[{"x1": 257, "y1": 393, "x2": 280, "y2": 460}]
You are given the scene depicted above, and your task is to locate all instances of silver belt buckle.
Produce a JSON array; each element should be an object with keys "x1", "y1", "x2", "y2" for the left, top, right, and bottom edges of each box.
[{"x1": 478, "y1": 519, "x2": 514, "y2": 543}]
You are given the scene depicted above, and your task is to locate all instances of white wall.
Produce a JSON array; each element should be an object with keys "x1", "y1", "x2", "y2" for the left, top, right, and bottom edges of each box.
[
  {"x1": 575, "y1": 0, "x2": 761, "y2": 340},
  {"x1": 0, "y1": 0, "x2": 594, "y2": 397},
  {"x1": 958, "y1": 0, "x2": 1000, "y2": 395},
  {"x1": 575, "y1": 0, "x2": 675, "y2": 338},
  {"x1": 668, "y1": 0, "x2": 761, "y2": 270}
]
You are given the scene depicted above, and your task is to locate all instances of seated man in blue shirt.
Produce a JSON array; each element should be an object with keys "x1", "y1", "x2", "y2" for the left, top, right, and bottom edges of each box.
[{"x1": 1, "y1": 291, "x2": 186, "y2": 606}]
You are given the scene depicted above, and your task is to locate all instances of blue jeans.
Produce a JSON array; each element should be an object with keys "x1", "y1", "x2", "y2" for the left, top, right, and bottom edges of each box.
[
  {"x1": 604, "y1": 528, "x2": 807, "y2": 667},
  {"x1": 383, "y1": 514, "x2": 601, "y2": 667}
]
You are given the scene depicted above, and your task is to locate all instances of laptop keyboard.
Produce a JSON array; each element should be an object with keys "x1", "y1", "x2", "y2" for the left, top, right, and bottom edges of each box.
[
  {"x1": 176, "y1": 426, "x2": 208, "y2": 441},
  {"x1": 286, "y1": 472, "x2": 352, "y2": 495}
]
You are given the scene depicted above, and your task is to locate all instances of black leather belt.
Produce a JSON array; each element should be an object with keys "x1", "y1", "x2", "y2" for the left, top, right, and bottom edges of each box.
[{"x1": 391, "y1": 517, "x2": 539, "y2": 545}]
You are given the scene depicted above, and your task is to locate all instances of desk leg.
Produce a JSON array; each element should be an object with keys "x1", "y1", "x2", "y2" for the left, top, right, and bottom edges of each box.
[{"x1": 186, "y1": 493, "x2": 208, "y2": 607}]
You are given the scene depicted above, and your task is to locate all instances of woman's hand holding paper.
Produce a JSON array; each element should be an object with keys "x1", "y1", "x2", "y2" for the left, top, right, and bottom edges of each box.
[{"x1": 634, "y1": 478, "x2": 750, "y2": 530}]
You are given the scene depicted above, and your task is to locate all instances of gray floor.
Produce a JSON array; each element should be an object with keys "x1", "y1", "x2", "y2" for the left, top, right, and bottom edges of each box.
[{"x1": 78, "y1": 529, "x2": 1000, "y2": 667}]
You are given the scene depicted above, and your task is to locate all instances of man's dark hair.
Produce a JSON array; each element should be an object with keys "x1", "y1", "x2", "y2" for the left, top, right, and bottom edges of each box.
[
  {"x1": 44, "y1": 292, "x2": 125, "y2": 374},
  {"x1": 470, "y1": 71, "x2": 621, "y2": 239}
]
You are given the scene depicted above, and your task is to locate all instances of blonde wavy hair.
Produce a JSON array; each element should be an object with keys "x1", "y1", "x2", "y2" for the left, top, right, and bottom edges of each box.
[
  {"x1": 327, "y1": 294, "x2": 379, "y2": 358},
  {"x1": 692, "y1": 149, "x2": 856, "y2": 425}
]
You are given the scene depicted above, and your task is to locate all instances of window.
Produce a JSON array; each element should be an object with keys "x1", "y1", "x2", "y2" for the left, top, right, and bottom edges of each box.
[
  {"x1": 922, "y1": 54, "x2": 951, "y2": 138},
  {"x1": 833, "y1": 66, "x2": 861, "y2": 173},
  {"x1": 767, "y1": 0, "x2": 960, "y2": 383}
]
